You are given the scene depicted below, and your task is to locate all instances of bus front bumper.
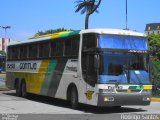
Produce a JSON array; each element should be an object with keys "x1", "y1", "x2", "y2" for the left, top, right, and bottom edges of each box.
[{"x1": 97, "y1": 93, "x2": 151, "y2": 107}]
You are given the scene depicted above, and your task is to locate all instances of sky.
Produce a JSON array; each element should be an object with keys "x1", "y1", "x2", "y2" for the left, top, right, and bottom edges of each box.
[{"x1": 0, "y1": 0, "x2": 159, "y2": 40}]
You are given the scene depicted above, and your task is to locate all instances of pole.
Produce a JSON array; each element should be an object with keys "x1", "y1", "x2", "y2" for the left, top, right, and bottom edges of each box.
[
  {"x1": 0, "y1": 26, "x2": 11, "y2": 38},
  {"x1": 4, "y1": 28, "x2": 7, "y2": 38},
  {"x1": 126, "y1": 0, "x2": 128, "y2": 30}
]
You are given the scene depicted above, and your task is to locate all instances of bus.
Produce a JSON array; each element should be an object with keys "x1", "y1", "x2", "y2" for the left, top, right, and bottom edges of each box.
[{"x1": 6, "y1": 29, "x2": 152, "y2": 108}]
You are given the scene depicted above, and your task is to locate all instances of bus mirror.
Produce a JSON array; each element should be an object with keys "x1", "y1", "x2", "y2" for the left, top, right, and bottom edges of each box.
[{"x1": 94, "y1": 55, "x2": 99, "y2": 70}]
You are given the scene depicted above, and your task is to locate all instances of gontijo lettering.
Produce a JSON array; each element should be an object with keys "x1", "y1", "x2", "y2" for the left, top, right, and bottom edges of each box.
[{"x1": 20, "y1": 63, "x2": 37, "y2": 70}]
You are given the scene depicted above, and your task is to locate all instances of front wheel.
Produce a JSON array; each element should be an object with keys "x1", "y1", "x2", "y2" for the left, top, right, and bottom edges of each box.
[{"x1": 70, "y1": 86, "x2": 78, "y2": 109}]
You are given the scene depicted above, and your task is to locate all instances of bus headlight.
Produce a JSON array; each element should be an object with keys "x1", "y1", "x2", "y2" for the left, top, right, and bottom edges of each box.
[
  {"x1": 104, "y1": 97, "x2": 114, "y2": 101},
  {"x1": 143, "y1": 97, "x2": 150, "y2": 101}
]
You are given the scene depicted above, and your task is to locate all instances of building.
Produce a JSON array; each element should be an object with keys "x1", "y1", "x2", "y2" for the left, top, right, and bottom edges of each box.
[
  {"x1": 145, "y1": 23, "x2": 160, "y2": 36},
  {"x1": 0, "y1": 38, "x2": 11, "y2": 52}
]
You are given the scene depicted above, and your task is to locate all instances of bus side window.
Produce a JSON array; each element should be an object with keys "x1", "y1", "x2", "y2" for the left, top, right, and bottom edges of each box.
[
  {"x1": 14, "y1": 47, "x2": 20, "y2": 59},
  {"x1": 20, "y1": 46, "x2": 28, "y2": 59},
  {"x1": 81, "y1": 53, "x2": 96, "y2": 87},
  {"x1": 64, "y1": 36, "x2": 80, "y2": 56},
  {"x1": 29, "y1": 44, "x2": 38, "y2": 59},
  {"x1": 11, "y1": 47, "x2": 15, "y2": 59},
  {"x1": 82, "y1": 33, "x2": 97, "y2": 51},
  {"x1": 50, "y1": 41, "x2": 57, "y2": 57},
  {"x1": 56, "y1": 40, "x2": 63, "y2": 57},
  {"x1": 39, "y1": 43, "x2": 49, "y2": 58},
  {"x1": 64, "y1": 39, "x2": 72, "y2": 56},
  {"x1": 71, "y1": 37, "x2": 80, "y2": 56},
  {"x1": 7, "y1": 47, "x2": 12, "y2": 60}
]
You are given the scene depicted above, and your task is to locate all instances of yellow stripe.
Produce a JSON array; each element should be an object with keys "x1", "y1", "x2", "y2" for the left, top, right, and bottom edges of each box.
[
  {"x1": 30, "y1": 31, "x2": 72, "y2": 39},
  {"x1": 143, "y1": 85, "x2": 152, "y2": 90},
  {"x1": 51, "y1": 31, "x2": 72, "y2": 39},
  {"x1": 14, "y1": 60, "x2": 50, "y2": 94},
  {"x1": 31, "y1": 60, "x2": 49, "y2": 94}
]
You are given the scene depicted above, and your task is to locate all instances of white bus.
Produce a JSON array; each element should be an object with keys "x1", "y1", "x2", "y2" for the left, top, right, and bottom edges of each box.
[{"x1": 6, "y1": 29, "x2": 152, "y2": 108}]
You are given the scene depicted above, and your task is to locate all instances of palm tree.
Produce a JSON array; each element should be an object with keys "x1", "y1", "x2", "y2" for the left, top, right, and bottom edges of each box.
[{"x1": 75, "y1": 0, "x2": 102, "y2": 29}]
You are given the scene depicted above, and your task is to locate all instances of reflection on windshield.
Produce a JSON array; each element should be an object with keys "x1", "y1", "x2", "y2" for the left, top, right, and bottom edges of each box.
[{"x1": 98, "y1": 53, "x2": 150, "y2": 84}]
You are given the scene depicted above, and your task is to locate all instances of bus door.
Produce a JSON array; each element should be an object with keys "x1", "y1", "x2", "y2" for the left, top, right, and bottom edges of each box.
[{"x1": 82, "y1": 53, "x2": 97, "y2": 104}]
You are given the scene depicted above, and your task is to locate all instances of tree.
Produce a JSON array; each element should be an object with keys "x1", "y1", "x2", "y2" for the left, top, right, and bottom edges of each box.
[
  {"x1": 148, "y1": 34, "x2": 160, "y2": 95},
  {"x1": 75, "y1": 0, "x2": 102, "y2": 29},
  {"x1": 148, "y1": 34, "x2": 160, "y2": 60}
]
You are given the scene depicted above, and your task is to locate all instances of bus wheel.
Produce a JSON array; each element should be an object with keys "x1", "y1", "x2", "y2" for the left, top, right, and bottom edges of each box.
[
  {"x1": 15, "y1": 80, "x2": 22, "y2": 97},
  {"x1": 21, "y1": 81, "x2": 27, "y2": 98},
  {"x1": 70, "y1": 86, "x2": 78, "y2": 109}
]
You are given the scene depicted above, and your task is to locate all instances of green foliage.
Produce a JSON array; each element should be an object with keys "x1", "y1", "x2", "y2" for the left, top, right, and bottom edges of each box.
[
  {"x1": 151, "y1": 61, "x2": 160, "y2": 84},
  {"x1": 75, "y1": 0, "x2": 100, "y2": 14},
  {"x1": 75, "y1": 0, "x2": 102, "y2": 29},
  {"x1": 148, "y1": 34, "x2": 160, "y2": 60},
  {"x1": 33, "y1": 28, "x2": 73, "y2": 37},
  {"x1": 148, "y1": 34, "x2": 160, "y2": 95}
]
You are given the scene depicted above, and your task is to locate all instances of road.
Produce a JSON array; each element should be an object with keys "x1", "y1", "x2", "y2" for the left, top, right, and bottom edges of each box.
[
  {"x1": 0, "y1": 92, "x2": 159, "y2": 120},
  {"x1": 0, "y1": 75, "x2": 160, "y2": 120}
]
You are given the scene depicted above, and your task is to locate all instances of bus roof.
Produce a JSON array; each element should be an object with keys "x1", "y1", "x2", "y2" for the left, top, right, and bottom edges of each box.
[
  {"x1": 9, "y1": 28, "x2": 146, "y2": 46},
  {"x1": 80, "y1": 28, "x2": 146, "y2": 37}
]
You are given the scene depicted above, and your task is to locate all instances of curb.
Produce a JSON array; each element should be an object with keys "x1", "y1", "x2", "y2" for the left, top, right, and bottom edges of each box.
[{"x1": 151, "y1": 97, "x2": 160, "y2": 102}]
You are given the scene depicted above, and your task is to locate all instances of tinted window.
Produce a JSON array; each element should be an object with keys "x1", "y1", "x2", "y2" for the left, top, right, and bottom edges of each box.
[
  {"x1": 20, "y1": 46, "x2": 28, "y2": 59},
  {"x1": 29, "y1": 44, "x2": 38, "y2": 59},
  {"x1": 39, "y1": 43, "x2": 50, "y2": 58},
  {"x1": 83, "y1": 34, "x2": 97, "y2": 51},
  {"x1": 50, "y1": 41, "x2": 57, "y2": 57}
]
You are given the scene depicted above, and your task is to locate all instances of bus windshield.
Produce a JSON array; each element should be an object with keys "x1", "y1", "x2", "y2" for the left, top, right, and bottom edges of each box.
[
  {"x1": 98, "y1": 34, "x2": 148, "y2": 50},
  {"x1": 98, "y1": 53, "x2": 150, "y2": 85}
]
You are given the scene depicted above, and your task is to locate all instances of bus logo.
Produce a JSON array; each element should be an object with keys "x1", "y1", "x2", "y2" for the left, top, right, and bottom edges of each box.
[{"x1": 85, "y1": 90, "x2": 94, "y2": 100}]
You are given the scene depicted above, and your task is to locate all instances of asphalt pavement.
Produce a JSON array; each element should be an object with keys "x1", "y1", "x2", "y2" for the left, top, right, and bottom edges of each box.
[
  {"x1": 0, "y1": 92, "x2": 159, "y2": 120},
  {"x1": 0, "y1": 74, "x2": 160, "y2": 120}
]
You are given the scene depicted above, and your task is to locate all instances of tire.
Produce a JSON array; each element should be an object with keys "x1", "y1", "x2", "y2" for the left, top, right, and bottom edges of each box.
[
  {"x1": 70, "y1": 86, "x2": 78, "y2": 109},
  {"x1": 15, "y1": 81, "x2": 22, "y2": 97},
  {"x1": 21, "y1": 81, "x2": 27, "y2": 98}
]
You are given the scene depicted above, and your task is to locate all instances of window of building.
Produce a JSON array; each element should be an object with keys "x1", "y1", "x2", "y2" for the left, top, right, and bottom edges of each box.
[{"x1": 148, "y1": 27, "x2": 150, "y2": 31}]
